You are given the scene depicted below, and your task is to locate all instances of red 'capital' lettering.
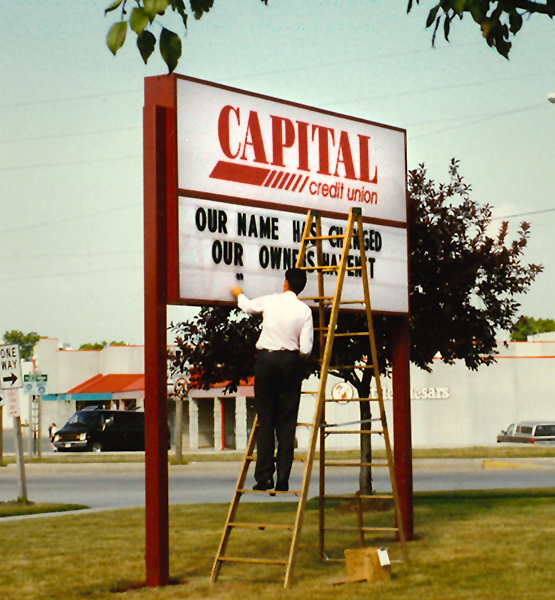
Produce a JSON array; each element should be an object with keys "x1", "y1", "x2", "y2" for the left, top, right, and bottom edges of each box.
[
  {"x1": 270, "y1": 115, "x2": 295, "y2": 167},
  {"x1": 312, "y1": 124, "x2": 335, "y2": 176},
  {"x1": 334, "y1": 130, "x2": 357, "y2": 180},
  {"x1": 296, "y1": 121, "x2": 309, "y2": 172},
  {"x1": 358, "y1": 134, "x2": 378, "y2": 184},
  {"x1": 240, "y1": 111, "x2": 268, "y2": 164},
  {"x1": 218, "y1": 105, "x2": 241, "y2": 159}
]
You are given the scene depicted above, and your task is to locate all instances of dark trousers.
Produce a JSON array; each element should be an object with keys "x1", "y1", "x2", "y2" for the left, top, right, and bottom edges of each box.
[{"x1": 254, "y1": 350, "x2": 302, "y2": 485}]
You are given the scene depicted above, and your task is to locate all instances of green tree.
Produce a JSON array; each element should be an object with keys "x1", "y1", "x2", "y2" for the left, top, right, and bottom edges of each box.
[
  {"x1": 105, "y1": 0, "x2": 554, "y2": 73},
  {"x1": 510, "y1": 316, "x2": 555, "y2": 340},
  {"x1": 2, "y1": 331, "x2": 41, "y2": 361},
  {"x1": 408, "y1": 0, "x2": 555, "y2": 58},
  {"x1": 78, "y1": 341, "x2": 127, "y2": 350},
  {"x1": 170, "y1": 159, "x2": 542, "y2": 494}
]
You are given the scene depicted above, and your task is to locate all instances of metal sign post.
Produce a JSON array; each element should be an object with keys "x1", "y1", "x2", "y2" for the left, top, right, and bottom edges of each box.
[{"x1": 1, "y1": 345, "x2": 27, "y2": 501}]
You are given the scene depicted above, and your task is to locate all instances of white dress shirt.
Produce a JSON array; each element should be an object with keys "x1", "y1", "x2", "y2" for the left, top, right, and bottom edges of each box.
[{"x1": 237, "y1": 290, "x2": 314, "y2": 357}]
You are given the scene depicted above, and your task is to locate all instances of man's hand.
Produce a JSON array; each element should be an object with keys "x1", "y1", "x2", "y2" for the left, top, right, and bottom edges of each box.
[{"x1": 231, "y1": 285, "x2": 243, "y2": 298}]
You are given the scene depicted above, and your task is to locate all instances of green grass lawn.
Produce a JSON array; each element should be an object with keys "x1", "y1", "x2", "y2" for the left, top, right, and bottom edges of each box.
[{"x1": 1, "y1": 489, "x2": 554, "y2": 600}]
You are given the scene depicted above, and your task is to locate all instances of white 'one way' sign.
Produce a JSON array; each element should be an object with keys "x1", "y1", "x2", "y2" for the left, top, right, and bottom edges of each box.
[{"x1": 0, "y1": 344, "x2": 22, "y2": 390}]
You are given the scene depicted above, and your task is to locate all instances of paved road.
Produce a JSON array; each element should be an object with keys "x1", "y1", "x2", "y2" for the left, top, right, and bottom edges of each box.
[{"x1": 1, "y1": 458, "x2": 554, "y2": 509}]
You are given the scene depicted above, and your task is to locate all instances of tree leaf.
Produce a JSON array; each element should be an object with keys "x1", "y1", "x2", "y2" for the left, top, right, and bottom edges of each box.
[
  {"x1": 170, "y1": 0, "x2": 188, "y2": 27},
  {"x1": 130, "y1": 7, "x2": 150, "y2": 34},
  {"x1": 159, "y1": 27, "x2": 182, "y2": 73},
  {"x1": 137, "y1": 29, "x2": 156, "y2": 63},
  {"x1": 509, "y1": 10, "x2": 523, "y2": 34},
  {"x1": 144, "y1": 0, "x2": 169, "y2": 19},
  {"x1": 190, "y1": 0, "x2": 214, "y2": 20},
  {"x1": 426, "y1": 4, "x2": 440, "y2": 28},
  {"x1": 106, "y1": 21, "x2": 128, "y2": 55},
  {"x1": 105, "y1": 0, "x2": 124, "y2": 16}
]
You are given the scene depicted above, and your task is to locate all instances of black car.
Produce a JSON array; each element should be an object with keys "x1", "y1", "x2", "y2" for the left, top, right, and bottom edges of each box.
[{"x1": 52, "y1": 408, "x2": 145, "y2": 452}]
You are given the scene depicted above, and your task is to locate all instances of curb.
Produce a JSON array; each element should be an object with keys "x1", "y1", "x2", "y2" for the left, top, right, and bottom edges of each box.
[{"x1": 482, "y1": 459, "x2": 554, "y2": 470}]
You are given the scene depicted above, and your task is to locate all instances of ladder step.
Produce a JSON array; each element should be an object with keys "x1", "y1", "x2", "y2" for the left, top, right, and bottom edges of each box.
[
  {"x1": 302, "y1": 234, "x2": 345, "y2": 241},
  {"x1": 322, "y1": 526, "x2": 399, "y2": 533},
  {"x1": 328, "y1": 364, "x2": 374, "y2": 370},
  {"x1": 323, "y1": 493, "x2": 394, "y2": 500},
  {"x1": 324, "y1": 461, "x2": 390, "y2": 468},
  {"x1": 324, "y1": 397, "x2": 380, "y2": 402},
  {"x1": 228, "y1": 522, "x2": 294, "y2": 531},
  {"x1": 332, "y1": 332, "x2": 369, "y2": 337},
  {"x1": 238, "y1": 488, "x2": 301, "y2": 495},
  {"x1": 218, "y1": 557, "x2": 288, "y2": 566},
  {"x1": 299, "y1": 264, "x2": 339, "y2": 272},
  {"x1": 323, "y1": 429, "x2": 383, "y2": 435}
]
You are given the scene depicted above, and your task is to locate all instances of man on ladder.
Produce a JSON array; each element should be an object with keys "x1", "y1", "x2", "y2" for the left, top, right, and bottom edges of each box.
[{"x1": 231, "y1": 267, "x2": 314, "y2": 492}]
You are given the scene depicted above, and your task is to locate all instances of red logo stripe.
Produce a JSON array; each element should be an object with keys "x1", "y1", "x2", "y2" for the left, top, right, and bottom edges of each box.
[
  {"x1": 290, "y1": 174, "x2": 303, "y2": 191},
  {"x1": 284, "y1": 173, "x2": 296, "y2": 191},
  {"x1": 297, "y1": 175, "x2": 309, "y2": 193},
  {"x1": 271, "y1": 172, "x2": 285, "y2": 188},
  {"x1": 263, "y1": 170, "x2": 278, "y2": 187},
  {"x1": 278, "y1": 173, "x2": 292, "y2": 189},
  {"x1": 209, "y1": 160, "x2": 270, "y2": 186}
]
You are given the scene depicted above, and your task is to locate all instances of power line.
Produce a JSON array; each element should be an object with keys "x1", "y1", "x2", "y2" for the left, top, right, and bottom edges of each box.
[
  {"x1": 409, "y1": 102, "x2": 545, "y2": 139},
  {"x1": 0, "y1": 89, "x2": 141, "y2": 110},
  {"x1": 0, "y1": 264, "x2": 142, "y2": 283},
  {"x1": 0, "y1": 154, "x2": 141, "y2": 172},
  {"x1": 0, "y1": 250, "x2": 141, "y2": 260},
  {"x1": 325, "y1": 69, "x2": 555, "y2": 108},
  {"x1": 0, "y1": 204, "x2": 141, "y2": 235},
  {"x1": 0, "y1": 126, "x2": 140, "y2": 145},
  {"x1": 492, "y1": 207, "x2": 555, "y2": 220}
]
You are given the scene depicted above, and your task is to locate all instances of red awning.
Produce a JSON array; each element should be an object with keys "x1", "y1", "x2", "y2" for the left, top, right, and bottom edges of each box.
[{"x1": 67, "y1": 374, "x2": 145, "y2": 394}]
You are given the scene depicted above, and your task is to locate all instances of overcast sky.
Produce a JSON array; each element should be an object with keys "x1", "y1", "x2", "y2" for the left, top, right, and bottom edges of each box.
[{"x1": 1, "y1": 0, "x2": 554, "y2": 348}]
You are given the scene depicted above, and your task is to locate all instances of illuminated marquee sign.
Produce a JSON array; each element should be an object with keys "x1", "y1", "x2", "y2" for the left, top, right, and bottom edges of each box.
[{"x1": 167, "y1": 76, "x2": 408, "y2": 314}]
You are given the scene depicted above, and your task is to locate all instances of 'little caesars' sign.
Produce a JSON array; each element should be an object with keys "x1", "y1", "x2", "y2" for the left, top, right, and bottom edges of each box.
[{"x1": 172, "y1": 76, "x2": 408, "y2": 314}]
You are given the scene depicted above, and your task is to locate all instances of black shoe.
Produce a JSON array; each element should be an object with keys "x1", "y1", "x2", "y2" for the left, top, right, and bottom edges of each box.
[
  {"x1": 275, "y1": 480, "x2": 289, "y2": 492},
  {"x1": 253, "y1": 479, "x2": 274, "y2": 491}
]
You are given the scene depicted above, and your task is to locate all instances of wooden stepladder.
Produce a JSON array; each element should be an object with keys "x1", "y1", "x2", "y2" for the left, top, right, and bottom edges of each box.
[{"x1": 210, "y1": 207, "x2": 407, "y2": 589}]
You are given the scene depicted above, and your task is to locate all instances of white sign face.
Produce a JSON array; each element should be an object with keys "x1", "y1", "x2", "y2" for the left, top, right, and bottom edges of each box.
[
  {"x1": 178, "y1": 197, "x2": 408, "y2": 313},
  {"x1": 0, "y1": 344, "x2": 22, "y2": 390},
  {"x1": 176, "y1": 78, "x2": 407, "y2": 225}
]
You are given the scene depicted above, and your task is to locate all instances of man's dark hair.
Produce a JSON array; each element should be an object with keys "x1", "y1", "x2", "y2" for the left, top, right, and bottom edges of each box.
[{"x1": 285, "y1": 268, "x2": 307, "y2": 295}]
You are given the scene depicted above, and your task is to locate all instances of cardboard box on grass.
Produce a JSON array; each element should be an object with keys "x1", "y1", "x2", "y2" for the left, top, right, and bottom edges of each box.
[{"x1": 344, "y1": 547, "x2": 391, "y2": 582}]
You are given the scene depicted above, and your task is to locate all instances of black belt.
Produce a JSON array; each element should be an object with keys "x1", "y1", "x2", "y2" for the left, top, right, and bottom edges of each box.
[{"x1": 258, "y1": 349, "x2": 299, "y2": 354}]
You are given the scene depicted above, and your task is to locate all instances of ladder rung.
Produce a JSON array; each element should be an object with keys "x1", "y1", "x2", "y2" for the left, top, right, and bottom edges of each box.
[
  {"x1": 332, "y1": 332, "x2": 369, "y2": 337},
  {"x1": 324, "y1": 397, "x2": 380, "y2": 402},
  {"x1": 324, "y1": 462, "x2": 390, "y2": 468},
  {"x1": 299, "y1": 295, "x2": 333, "y2": 302},
  {"x1": 329, "y1": 364, "x2": 373, "y2": 370},
  {"x1": 323, "y1": 494, "x2": 394, "y2": 500},
  {"x1": 322, "y1": 557, "x2": 346, "y2": 563},
  {"x1": 324, "y1": 418, "x2": 381, "y2": 427},
  {"x1": 228, "y1": 522, "x2": 294, "y2": 531},
  {"x1": 297, "y1": 422, "x2": 313, "y2": 428},
  {"x1": 323, "y1": 429, "x2": 383, "y2": 435},
  {"x1": 218, "y1": 557, "x2": 288, "y2": 566},
  {"x1": 299, "y1": 264, "x2": 340, "y2": 272},
  {"x1": 322, "y1": 526, "x2": 399, "y2": 533},
  {"x1": 238, "y1": 488, "x2": 301, "y2": 495},
  {"x1": 302, "y1": 234, "x2": 345, "y2": 241}
]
